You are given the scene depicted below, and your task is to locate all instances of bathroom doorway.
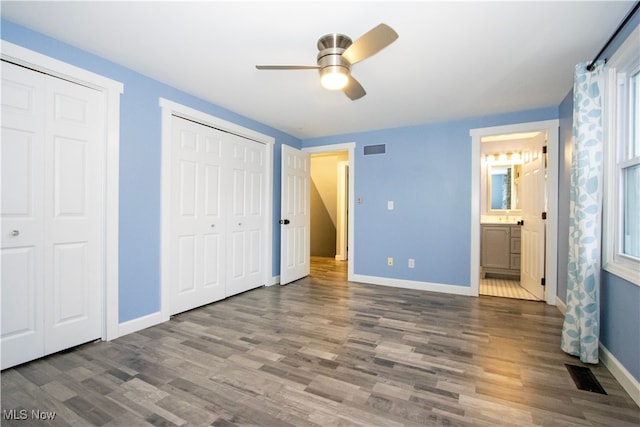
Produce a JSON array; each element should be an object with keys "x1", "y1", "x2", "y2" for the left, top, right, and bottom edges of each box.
[{"x1": 470, "y1": 120, "x2": 559, "y2": 305}]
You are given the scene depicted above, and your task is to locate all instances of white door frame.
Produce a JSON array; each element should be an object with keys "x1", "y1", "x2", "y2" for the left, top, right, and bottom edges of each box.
[
  {"x1": 303, "y1": 143, "x2": 356, "y2": 281},
  {"x1": 470, "y1": 120, "x2": 559, "y2": 305},
  {"x1": 336, "y1": 160, "x2": 349, "y2": 261},
  {"x1": 159, "y1": 98, "x2": 274, "y2": 322},
  {"x1": 1, "y1": 40, "x2": 123, "y2": 340}
]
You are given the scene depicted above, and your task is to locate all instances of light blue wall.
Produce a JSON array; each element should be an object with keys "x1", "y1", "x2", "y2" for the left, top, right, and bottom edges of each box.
[
  {"x1": 1, "y1": 19, "x2": 301, "y2": 323},
  {"x1": 601, "y1": 273, "x2": 640, "y2": 381},
  {"x1": 302, "y1": 108, "x2": 557, "y2": 286}
]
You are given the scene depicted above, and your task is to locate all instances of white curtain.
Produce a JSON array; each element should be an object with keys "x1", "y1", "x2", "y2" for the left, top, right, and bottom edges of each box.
[{"x1": 561, "y1": 60, "x2": 605, "y2": 364}]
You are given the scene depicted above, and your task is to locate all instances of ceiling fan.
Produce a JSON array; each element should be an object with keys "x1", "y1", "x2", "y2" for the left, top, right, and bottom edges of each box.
[{"x1": 256, "y1": 23, "x2": 398, "y2": 100}]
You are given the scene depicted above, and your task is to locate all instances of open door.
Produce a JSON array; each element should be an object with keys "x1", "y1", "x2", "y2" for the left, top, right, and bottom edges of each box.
[
  {"x1": 280, "y1": 145, "x2": 310, "y2": 285},
  {"x1": 520, "y1": 132, "x2": 546, "y2": 299}
]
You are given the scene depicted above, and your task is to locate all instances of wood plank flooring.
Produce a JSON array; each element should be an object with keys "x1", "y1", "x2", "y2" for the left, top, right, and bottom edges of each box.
[{"x1": 2, "y1": 256, "x2": 638, "y2": 426}]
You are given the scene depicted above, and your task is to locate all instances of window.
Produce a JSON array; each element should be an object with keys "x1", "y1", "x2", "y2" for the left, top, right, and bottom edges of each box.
[{"x1": 603, "y1": 25, "x2": 640, "y2": 286}]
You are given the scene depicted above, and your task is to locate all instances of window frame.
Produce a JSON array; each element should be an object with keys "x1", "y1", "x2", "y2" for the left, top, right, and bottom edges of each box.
[{"x1": 603, "y1": 25, "x2": 640, "y2": 286}]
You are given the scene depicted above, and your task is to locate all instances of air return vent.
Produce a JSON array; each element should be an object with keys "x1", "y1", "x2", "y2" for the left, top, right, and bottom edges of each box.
[
  {"x1": 565, "y1": 364, "x2": 607, "y2": 394},
  {"x1": 363, "y1": 144, "x2": 386, "y2": 155}
]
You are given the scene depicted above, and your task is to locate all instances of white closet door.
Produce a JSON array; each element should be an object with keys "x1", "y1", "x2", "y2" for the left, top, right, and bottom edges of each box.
[
  {"x1": 226, "y1": 134, "x2": 266, "y2": 297},
  {"x1": 170, "y1": 116, "x2": 226, "y2": 314},
  {"x1": 1, "y1": 61, "x2": 46, "y2": 368},
  {"x1": 1, "y1": 61, "x2": 103, "y2": 369},
  {"x1": 43, "y1": 73, "x2": 103, "y2": 354}
]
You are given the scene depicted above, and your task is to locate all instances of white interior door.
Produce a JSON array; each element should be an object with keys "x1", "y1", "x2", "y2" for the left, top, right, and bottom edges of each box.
[
  {"x1": 226, "y1": 134, "x2": 266, "y2": 296},
  {"x1": 170, "y1": 116, "x2": 226, "y2": 314},
  {"x1": 1, "y1": 61, "x2": 102, "y2": 369},
  {"x1": 280, "y1": 145, "x2": 310, "y2": 285},
  {"x1": 520, "y1": 132, "x2": 546, "y2": 300},
  {"x1": 1, "y1": 61, "x2": 46, "y2": 368}
]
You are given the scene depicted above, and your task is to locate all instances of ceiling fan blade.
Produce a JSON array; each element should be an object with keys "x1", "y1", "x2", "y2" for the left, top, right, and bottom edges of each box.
[
  {"x1": 256, "y1": 65, "x2": 320, "y2": 70},
  {"x1": 343, "y1": 75, "x2": 366, "y2": 100},
  {"x1": 342, "y1": 23, "x2": 398, "y2": 65}
]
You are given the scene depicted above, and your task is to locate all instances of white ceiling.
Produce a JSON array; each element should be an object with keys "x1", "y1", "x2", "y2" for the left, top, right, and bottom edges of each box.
[{"x1": 1, "y1": 1, "x2": 633, "y2": 139}]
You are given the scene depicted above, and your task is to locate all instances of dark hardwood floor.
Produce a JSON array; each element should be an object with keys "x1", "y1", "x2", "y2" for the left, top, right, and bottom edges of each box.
[{"x1": 2, "y1": 256, "x2": 638, "y2": 426}]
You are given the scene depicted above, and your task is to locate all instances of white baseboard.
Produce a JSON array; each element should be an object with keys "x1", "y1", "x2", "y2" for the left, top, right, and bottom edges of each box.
[
  {"x1": 599, "y1": 342, "x2": 640, "y2": 407},
  {"x1": 555, "y1": 297, "x2": 567, "y2": 315},
  {"x1": 351, "y1": 274, "x2": 475, "y2": 296},
  {"x1": 118, "y1": 311, "x2": 164, "y2": 338},
  {"x1": 268, "y1": 275, "x2": 280, "y2": 286}
]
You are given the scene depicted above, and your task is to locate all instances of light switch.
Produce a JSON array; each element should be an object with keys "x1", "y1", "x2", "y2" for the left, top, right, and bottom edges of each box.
[{"x1": 387, "y1": 200, "x2": 394, "y2": 210}]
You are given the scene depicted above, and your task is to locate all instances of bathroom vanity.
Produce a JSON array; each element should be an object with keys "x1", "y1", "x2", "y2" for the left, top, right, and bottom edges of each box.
[{"x1": 481, "y1": 223, "x2": 521, "y2": 278}]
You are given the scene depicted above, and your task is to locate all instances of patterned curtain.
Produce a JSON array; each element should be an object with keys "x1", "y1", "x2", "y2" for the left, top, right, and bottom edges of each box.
[{"x1": 561, "y1": 60, "x2": 605, "y2": 364}]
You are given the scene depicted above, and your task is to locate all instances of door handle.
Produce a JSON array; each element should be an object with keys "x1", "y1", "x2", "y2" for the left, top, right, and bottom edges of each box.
[
  {"x1": 279, "y1": 219, "x2": 290, "y2": 225},
  {"x1": 11, "y1": 230, "x2": 20, "y2": 236}
]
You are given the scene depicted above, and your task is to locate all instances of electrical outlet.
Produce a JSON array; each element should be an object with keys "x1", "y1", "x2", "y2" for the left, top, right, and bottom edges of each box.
[
  {"x1": 387, "y1": 257, "x2": 393, "y2": 266},
  {"x1": 387, "y1": 200, "x2": 394, "y2": 210},
  {"x1": 408, "y1": 258, "x2": 415, "y2": 268}
]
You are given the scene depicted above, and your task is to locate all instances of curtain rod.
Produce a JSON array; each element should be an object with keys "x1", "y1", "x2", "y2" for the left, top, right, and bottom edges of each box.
[{"x1": 586, "y1": 1, "x2": 640, "y2": 71}]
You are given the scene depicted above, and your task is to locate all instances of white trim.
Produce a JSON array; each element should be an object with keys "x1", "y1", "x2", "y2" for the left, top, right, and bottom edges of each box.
[
  {"x1": 335, "y1": 160, "x2": 349, "y2": 261},
  {"x1": 470, "y1": 120, "x2": 559, "y2": 305},
  {"x1": 602, "y1": 25, "x2": 640, "y2": 287},
  {"x1": 268, "y1": 275, "x2": 280, "y2": 286},
  {"x1": 352, "y1": 274, "x2": 475, "y2": 296},
  {"x1": 118, "y1": 311, "x2": 164, "y2": 337},
  {"x1": 303, "y1": 143, "x2": 356, "y2": 281},
  {"x1": 1, "y1": 40, "x2": 123, "y2": 341},
  {"x1": 555, "y1": 297, "x2": 567, "y2": 316},
  {"x1": 159, "y1": 98, "x2": 274, "y2": 322},
  {"x1": 599, "y1": 342, "x2": 640, "y2": 407}
]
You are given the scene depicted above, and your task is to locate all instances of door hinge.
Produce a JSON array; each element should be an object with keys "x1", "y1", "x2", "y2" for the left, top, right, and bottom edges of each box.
[
  {"x1": 541, "y1": 212, "x2": 547, "y2": 220},
  {"x1": 541, "y1": 277, "x2": 546, "y2": 287},
  {"x1": 542, "y1": 146, "x2": 548, "y2": 154}
]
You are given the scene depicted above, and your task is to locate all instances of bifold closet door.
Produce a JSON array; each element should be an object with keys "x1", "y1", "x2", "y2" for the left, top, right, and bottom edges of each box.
[
  {"x1": 226, "y1": 133, "x2": 266, "y2": 297},
  {"x1": 1, "y1": 61, "x2": 103, "y2": 369},
  {"x1": 170, "y1": 116, "x2": 226, "y2": 315},
  {"x1": 169, "y1": 116, "x2": 266, "y2": 314}
]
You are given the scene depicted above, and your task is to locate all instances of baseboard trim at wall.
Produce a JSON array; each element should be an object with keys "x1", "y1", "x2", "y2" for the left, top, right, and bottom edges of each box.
[
  {"x1": 268, "y1": 275, "x2": 280, "y2": 286},
  {"x1": 118, "y1": 311, "x2": 164, "y2": 338},
  {"x1": 557, "y1": 297, "x2": 638, "y2": 407},
  {"x1": 599, "y1": 342, "x2": 640, "y2": 407},
  {"x1": 351, "y1": 274, "x2": 474, "y2": 296}
]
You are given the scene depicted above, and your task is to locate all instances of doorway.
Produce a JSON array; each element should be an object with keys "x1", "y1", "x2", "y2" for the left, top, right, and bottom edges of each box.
[
  {"x1": 303, "y1": 143, "x2": 355, "y2": 281},
  {"x1": 470, "y1": 120, "x2": 559, "y2": 305}
]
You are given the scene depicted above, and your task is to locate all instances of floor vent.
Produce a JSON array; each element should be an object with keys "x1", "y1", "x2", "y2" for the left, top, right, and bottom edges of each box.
[
  {"x1": 565, "y1": 364, "x2": 607, "y2": 394},
  {"x1": 363, "y1": 144, "x2": 385, "y2": 155}
]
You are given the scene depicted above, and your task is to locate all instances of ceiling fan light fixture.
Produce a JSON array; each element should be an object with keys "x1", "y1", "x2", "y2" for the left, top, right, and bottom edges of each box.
[{"x1": 320, "y1": 66, "x2": 349, "y2": 90}]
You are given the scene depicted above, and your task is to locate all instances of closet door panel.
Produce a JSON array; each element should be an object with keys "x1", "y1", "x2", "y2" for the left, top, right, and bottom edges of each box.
[
  {"x1": 44, "y1": 74, "x2": 102, "y2": 354},
  {"x1": 1, "y1": 62, "x2": 46, "y2": 368},
  {"x1": 226, "y1": 136, "x2": 265, "y2": 296},
  {"x1": 170, "y1": 117, "x2": 225, "y2": 314}
]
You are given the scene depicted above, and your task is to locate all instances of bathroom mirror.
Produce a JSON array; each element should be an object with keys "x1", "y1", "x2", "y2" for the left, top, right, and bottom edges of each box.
[{"x1": 488, "y1": 163, "x2": 521, "y2": 211}]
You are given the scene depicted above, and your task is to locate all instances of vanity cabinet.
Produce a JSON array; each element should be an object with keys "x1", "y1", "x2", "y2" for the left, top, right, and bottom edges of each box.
[{"x1": 481, "y1": 224, "x2": 521, "y2": 278}]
